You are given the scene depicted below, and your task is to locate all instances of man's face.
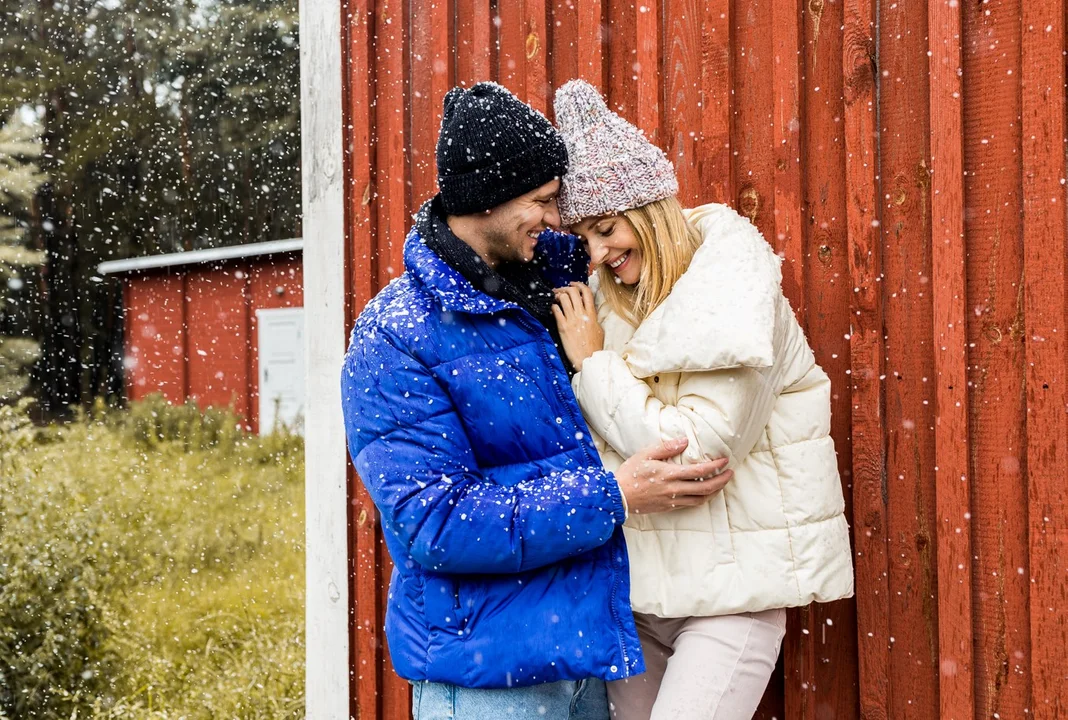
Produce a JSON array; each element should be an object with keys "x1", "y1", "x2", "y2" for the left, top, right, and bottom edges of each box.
[{"x1": 481, "y1": 179, "x2": 562, "y2": 265}]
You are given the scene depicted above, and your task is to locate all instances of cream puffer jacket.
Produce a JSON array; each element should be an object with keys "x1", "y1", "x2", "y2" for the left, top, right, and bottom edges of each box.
[{"x1": 572, "y1": 203, "x2": 855, "y2": 618}]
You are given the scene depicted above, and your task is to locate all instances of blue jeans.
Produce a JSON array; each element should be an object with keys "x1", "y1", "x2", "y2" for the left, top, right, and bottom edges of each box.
[{"x1": 412, "y1": 678, "x2": 610, "y2": 720}]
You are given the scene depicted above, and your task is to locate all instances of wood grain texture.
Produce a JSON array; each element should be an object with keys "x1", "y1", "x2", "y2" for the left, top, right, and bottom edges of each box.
[
  {"x1": 928, "y1": 1, "x2": 974, "y2": 718},
  {"x1": 373, "y1": 0, "x2": 409, "y2": 288},
  {"x1": 663, "y1": 0, "x2": 702, "y2": 205},
  {"x1": 732, "y1": 0, "x2": 775, "y2": 240},
  {"x1": 454, "y1": 0, "x2": 492, "y2": 86},
  {"x1": 797, "y1": 0, "x2": 860, "y2": 715},
  {"x1": 962, "y1": 1, "x2": 1031, "y2": 717},
  {"x1": 842, "y1": 0, "x2": 890, "y2": 718},
  {"x1": 1021, "y1": 1, "x2": 1068, "y2": 717},
  {"x1": 879, "y1": 0, "x2": 940, "y2": 716},
  {"x1": 771, "y1": 0, "x2": 804, "y2": 308},
  {"x1": 699, "y1": 0, "x2": 732, "y2": 204},
  {"x1": 409, "y1": 0, "x2": 451, "y2": 207},
  {"x1": 577, "y1": 0, "x2": 607, "y2": 89}
]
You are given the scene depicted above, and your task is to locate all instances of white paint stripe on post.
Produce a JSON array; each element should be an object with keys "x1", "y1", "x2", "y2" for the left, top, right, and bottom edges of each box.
[{"x1": 301, "y1": 0, "x2": 350, "y2": 714}]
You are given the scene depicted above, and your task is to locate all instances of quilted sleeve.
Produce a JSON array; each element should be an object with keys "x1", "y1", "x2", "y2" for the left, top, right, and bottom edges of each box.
[
  {"x1": 341, "y1": 328, "x2": 626, "y2": 575},
  {"x1": 571, "y1": 349, "x2": 779, "y2": 468}
]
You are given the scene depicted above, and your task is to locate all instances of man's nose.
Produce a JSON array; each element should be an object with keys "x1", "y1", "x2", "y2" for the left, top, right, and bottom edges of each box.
[{"x1": 544, "y1": 199, "x2": 562, "y2": 229}]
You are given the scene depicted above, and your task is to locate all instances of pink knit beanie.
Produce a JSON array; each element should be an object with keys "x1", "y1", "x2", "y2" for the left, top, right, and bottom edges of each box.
[{"x1": 553, "y1": 79, "x2": 679, "y2": 227}]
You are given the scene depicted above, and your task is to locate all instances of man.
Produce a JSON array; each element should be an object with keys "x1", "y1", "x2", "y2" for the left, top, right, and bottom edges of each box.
[{"x1": 341, "y1": 82, "x2": 731, "y2": 719}]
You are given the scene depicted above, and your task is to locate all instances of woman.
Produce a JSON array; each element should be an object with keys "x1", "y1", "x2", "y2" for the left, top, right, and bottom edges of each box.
[{"x1": 550, "y1": 79, "x2": 854, "y2": 720}]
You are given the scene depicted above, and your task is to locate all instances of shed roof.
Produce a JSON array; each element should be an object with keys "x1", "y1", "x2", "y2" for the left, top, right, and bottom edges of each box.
[{"x1": 97, "y1": 238, "x2": 303, "y2": 276}]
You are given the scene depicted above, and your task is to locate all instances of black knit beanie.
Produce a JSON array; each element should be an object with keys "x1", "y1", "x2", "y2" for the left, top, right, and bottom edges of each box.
[{"x1": 436, "y1": 82, "x2": 569, "y2": 216}]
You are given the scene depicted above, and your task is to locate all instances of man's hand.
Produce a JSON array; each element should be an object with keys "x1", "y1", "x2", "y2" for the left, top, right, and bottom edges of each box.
[
  {"x1": 616, "y1": 438, "x2": 732, "y2": 514},
  {"x1": 552, "y1": 282, "x2": 604, "y2": 371}
]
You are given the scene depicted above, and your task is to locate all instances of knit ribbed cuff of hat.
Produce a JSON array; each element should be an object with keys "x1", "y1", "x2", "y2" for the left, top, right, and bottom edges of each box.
[
  {"x1": 557, "y1": 155, "x2": 679, "y2": 227},
  {"x1": 438, "y1": 139, "x2": 568, "y2": 217}
]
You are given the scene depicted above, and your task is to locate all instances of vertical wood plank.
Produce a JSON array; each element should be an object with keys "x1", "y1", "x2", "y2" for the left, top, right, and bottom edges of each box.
[
  {"x1": 455, "y1": 0, "x2": 492, "y2": 86},
  {"x1": 961, "y1": 1, "x2": 1032, "y2": 716},
  {"x1": 732, "y1": 0, "x2": 775, "y2": 240},
  {"x1": 180, "y1": 275, "x2": 189, "y2": 400},
  {"x1": 340, "y1": 4, "x2": 379, "y2": 718},
  {"x1": 410, "y1": 0, "x2": 452, "y2": 206},
  {"x1": 878, "y1": 0, "x2": 940, "y2": 716},
  {"x1": 699, "y1": 0, "x2": 732, "y2": 205},
  {"x1": 606, "y1": 0, "x2": 638, "y2": 120},
  {"x1": 771, "y1": 3, "x2": 808, "y2": 711},
  {"x1": 577, "y1": 0, "x2": 607, "y2": 89},
  {"x1": 663, "y1": 0, "x2": 702, "y2": 205},
  {"x1": 551, "y1": 0, "x2": 579, "y2": 98},
  {"x1": 352, "y1": 483, "x2": 382, "y2": 719},
  {"x1": 634, "y1": 0, "x2": 660, "y2": 143},
  {"x1": 1021, "y1": 1, "x2": 1068, "y2": 717},
  {"x1": 771, "y1": 0, "x2": 804, "y2": 313},
  {"x1": 343, "y1": 0, "x2": 376, "y2": 320},
  {"x1": 374, "y1": 0, "x2": 410, "y2": 287},
  {"x1": 301, "y1": 0, "x2": 351, "y2": 712},
  {"x1": 380, "y1": 549, "x2": 408, "y2": 719},
  {"x1": 842, "y1": 0, "x2": 890, "y2": 718},
  {"x1": 382, "y1": 3, "x2": 414, "y2": 715},
  {"x1": 524, "y1": 0, "x2": 551, "y2": 113},
  {"x1": 796, "y1": 0, "x2": 861, "y2": 715},
  {"x1": 498, "y1": 0, "x2": 527, "y2": 97},
  {"x1": 927, "y1": 1, "x2": 975, "y2": 718}
]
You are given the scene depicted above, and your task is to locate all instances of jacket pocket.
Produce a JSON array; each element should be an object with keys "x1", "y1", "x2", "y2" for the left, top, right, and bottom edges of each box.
[
  {"x1": 424, "y1": 575, "x2": 466, "y2": 632},
  {"x1": 445, "y1": 577, "x2": 471, "y2": 635}
]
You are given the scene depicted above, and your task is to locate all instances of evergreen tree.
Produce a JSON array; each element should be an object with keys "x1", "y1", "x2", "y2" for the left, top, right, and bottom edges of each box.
[{"x1": 0, "y1": 0, "x2": 300, "y2": 411}]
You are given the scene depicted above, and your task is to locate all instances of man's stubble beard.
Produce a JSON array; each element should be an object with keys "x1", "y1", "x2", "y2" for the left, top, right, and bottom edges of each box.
[{"x1": 483, "y1": 223, "x2": 526, "y2": 266}]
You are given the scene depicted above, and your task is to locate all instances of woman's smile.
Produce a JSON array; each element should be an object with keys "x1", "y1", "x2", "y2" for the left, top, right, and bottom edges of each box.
[{"x1": 608, "y1": 250, "x2": 631, "y2": 271}]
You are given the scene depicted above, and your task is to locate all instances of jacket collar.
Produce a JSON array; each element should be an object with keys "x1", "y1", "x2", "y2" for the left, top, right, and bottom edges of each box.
[
  {"x1": 404, "y1": 198, "x2": 518, "y2": 316},
  {"x1": 404, "y1": 228, "x2": 518, "y2": 316},
  {"x1": 404, "y1": 195, "x2": 588, "y2": 316},
  {"x1": 610, "y1": 203, "x2": 782, "y2": 377}
]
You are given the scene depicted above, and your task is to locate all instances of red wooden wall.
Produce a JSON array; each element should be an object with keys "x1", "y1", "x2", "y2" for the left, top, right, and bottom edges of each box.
[
  {"x1": 339, "y1": 1, "x2": 1068, "y2": 718},
  {"x1": 123, "y1": 256, "x2": 303, "y2": 434}
]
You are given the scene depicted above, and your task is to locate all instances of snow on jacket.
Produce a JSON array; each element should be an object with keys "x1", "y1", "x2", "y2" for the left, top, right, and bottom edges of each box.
[
  {"x1": 572, "y1": 203, "x2": 855, "y2": 618},
  {"x1": 341, "y1": 226, "x2": 644, "y2": 688}
]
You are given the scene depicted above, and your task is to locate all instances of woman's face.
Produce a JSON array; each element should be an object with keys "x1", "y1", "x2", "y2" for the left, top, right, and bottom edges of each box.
[{"x1": 571, "y1": 214, "x2": 642, "y2": 286}]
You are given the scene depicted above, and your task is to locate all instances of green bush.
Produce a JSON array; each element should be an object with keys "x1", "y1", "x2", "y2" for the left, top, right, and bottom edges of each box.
[{"x1": 0, "y1": 398, "x2": 304, "y2": 718}]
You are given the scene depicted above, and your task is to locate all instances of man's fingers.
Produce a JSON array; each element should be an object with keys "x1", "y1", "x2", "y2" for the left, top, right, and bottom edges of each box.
[{"x1": 642, "y1": 437, "x2": 689, "y2": 461}]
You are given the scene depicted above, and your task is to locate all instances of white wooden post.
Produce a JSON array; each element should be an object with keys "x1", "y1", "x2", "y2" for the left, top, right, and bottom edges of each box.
[{"x1": 300, "y1": 0, "x2": 350, "y2": 713}]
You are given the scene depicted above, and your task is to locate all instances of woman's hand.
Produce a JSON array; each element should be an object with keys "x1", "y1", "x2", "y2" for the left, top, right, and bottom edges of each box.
[{"x1": 552, "y1": 282, "x2": 604, "y2": 372}]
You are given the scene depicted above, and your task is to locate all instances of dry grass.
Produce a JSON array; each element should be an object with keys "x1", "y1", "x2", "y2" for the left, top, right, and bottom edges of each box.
[{"x1": 0, "y1": 397, "x2": 304, "y2": 719}]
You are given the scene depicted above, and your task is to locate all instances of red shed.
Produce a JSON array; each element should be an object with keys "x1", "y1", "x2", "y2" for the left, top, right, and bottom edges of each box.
[{"x1": 98, "y1": 239, "x2": 304, "y2": 435}]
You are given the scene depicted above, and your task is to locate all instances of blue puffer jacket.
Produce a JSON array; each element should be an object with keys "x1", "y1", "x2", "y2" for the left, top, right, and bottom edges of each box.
[{"x1": 341, "y1": 225, "x2": 644, "y2": 689}]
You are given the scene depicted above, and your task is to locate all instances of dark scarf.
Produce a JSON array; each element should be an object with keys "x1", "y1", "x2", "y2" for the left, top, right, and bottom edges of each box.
[{"x1": 416, "y1": 196, "x2": 575, "y2": 375}]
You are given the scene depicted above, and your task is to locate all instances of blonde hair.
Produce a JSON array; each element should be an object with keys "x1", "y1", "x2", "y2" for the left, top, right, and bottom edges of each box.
[{"x1": 597, "y1": 196, "x2": 703, "y2": 326}]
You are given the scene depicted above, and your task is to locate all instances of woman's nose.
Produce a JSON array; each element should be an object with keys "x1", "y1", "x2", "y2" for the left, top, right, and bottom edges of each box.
[{"x1": 587, "y1": 238, "x2": 609, "y2": 266}]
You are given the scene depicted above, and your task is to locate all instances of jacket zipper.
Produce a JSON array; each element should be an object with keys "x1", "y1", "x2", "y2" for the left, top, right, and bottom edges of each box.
[{"x1": 515, "y1": 311, "x2": 632, "y2": 675}]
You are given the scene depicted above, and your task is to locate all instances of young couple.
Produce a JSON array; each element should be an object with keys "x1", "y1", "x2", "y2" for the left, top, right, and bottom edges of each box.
[{"x1": 341, "y1": 80, "x2": 853, "y2": 720}]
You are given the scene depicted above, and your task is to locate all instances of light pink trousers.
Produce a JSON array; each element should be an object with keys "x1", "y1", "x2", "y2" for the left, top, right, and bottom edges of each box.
[{"x1": 607, "y1": 609, "x2": 787, "y2": 720}]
